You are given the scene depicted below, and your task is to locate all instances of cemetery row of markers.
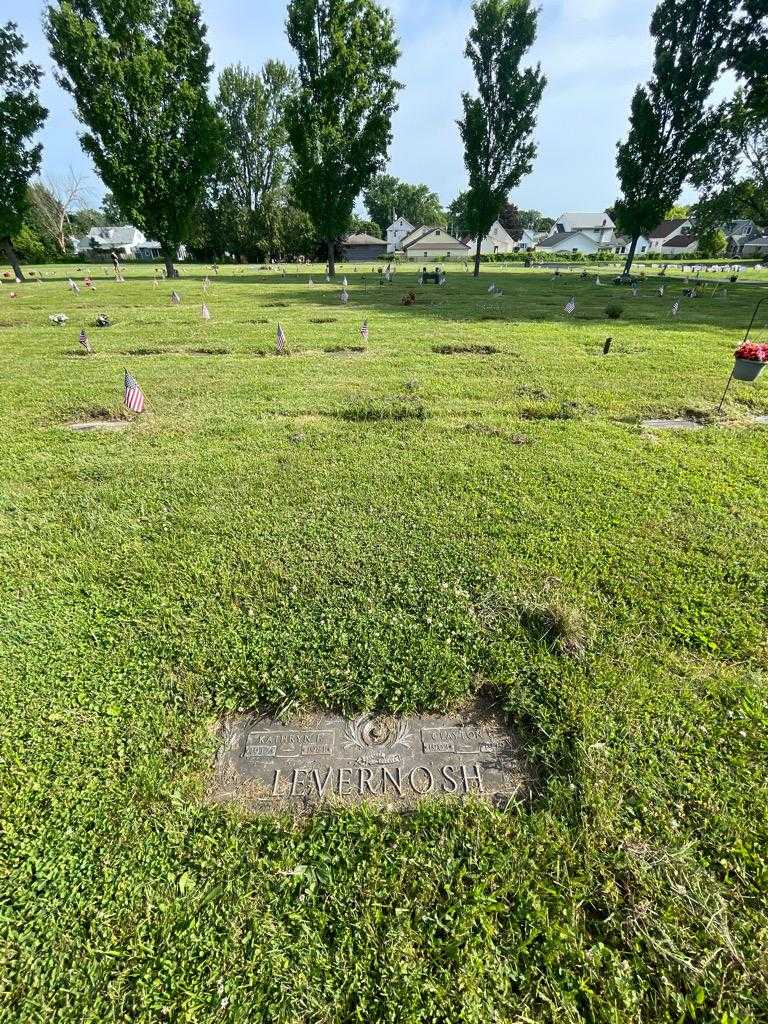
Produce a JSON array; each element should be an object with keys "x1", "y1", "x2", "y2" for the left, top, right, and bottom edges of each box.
[{"x1": 6, "y1": 265, "x2": 767, "y2": 416}]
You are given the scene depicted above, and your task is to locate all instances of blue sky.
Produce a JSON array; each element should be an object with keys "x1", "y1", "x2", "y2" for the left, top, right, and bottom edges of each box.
[{"x1": 14, "y1": 0, "x2": 712, "y2": 217}]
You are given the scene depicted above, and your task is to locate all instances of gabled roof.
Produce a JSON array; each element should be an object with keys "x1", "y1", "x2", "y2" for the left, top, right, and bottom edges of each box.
[
  {"x1": 648, "y1": 218, "x2": 689, "y2": 240},
  {"x1": 743, "y1": 235, "x2": 768, "y2": 246},
  {"x1": 403, "y1": 226, "x2": 467, "y2": 250},
  {"x1": 387, "y1": 216, "x2": 414, "y2": 232},
  {"x1": 662, "y1": 233, "x2": 698, "y2": 248},
  {"x1": 343, "y1": 232, "x2": 386, "y2": 245},
  {"x1": 558, "y1": 212, "x2": 614, "y2": 230},
  {"x1": 538, "y1": 229, "x2": 597, "y2": 248}
]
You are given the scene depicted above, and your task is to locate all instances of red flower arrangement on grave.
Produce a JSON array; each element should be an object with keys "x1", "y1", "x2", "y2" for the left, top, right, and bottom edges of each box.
[{"x1": 734, "y1": 341, "x2": 768, "y2": 362}]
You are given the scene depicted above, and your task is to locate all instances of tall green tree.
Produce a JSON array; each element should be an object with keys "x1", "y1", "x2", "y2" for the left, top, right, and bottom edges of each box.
[
  {"x1": 613, "y1": 0, "x2": 733, "y2": 276},
  {"x1": 0, "y1": 22, "x2": 47, "y2": 281},
  {"x1": 212, "y1": 61, "x2": 296, "y2": 260},
  {"x1": 691, "y1": 92, "x2": 768, "y2": 233},
  {"x1": 363, "y1": 175, "x2": 445, "y2": 236},
  {"x1": 730, "y1": 0, "x2": 767, "y2": 121},
  {"x1": 45, "y1": 0, "x2": 221, "y2": 277},
  {"x1": 458, "y1": 0, "x2": 545, "y2": 277},
  {"x1": 285, "y1": 0, "x2": 401, "y2": 275}
]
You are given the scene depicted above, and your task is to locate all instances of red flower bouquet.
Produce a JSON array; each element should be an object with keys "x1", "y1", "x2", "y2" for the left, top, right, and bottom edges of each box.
[{"x1": 734, "y1": 341, "x2": 768, "y2": 362}]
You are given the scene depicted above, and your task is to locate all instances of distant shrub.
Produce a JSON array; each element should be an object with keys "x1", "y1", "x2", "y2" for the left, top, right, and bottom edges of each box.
[{"x1": 605, "y1": 303, "x2": 624, "y2": 319}]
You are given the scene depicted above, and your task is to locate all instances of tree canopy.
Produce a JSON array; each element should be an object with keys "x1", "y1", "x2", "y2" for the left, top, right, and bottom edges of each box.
[
  {"x1": 0, "y1": 21, "x2": 47, "y2": 280},
  {"x1": 458, "y1": 0, "x2": 545, "y2": 276},
  {"x1": 45, "y1": 0, "x2": 221, "y2": 276},
  {"x1": 363, "y1": 175, "x2": 445, "y2": 236},
  {"x1": 285, "y1": 0, "x2": 401, "y2": 274},
  {"x1": 613, "y1": 0, "x2": 733, "y2": 275}
]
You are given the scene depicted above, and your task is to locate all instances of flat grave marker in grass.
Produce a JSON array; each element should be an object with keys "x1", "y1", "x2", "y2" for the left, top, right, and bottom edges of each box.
[{"x1": 212, "y1": 704, "x2": 531, "y2": 812}]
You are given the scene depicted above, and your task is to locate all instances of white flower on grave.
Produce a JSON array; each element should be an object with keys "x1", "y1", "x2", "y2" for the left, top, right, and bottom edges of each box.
[{"x1": 49, "y1": 313, "x2": 69, "y2": 325}]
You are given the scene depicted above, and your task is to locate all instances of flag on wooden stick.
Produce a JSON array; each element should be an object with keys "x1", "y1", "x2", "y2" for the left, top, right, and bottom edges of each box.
[
  {"x1": 564, "y1": 297, "x2": 576, "y2": 315},
  {"x1": 360, "y1": 321, "x2": 369, "y2": 342},
  {"x1": 202, "y1": 303, "x2": 211, "y2": 321},
  {"x1": 123, "y1": 370, "x2": 145, "y2": 413},
  {"x1": 672, "y1": 301, "x2": 679, "y2": 316},
  {"x1": 171, "y1": 291, "x2": 181, "y2": 305},
  {"x1": 78, "y1": 329, "x2": 92, "y2": 354},
  {"x1": 342, "y1": 276, "x2": 348, "y2": 287},
  {"x1": 203, "y1": 277, "x2": 210, "y2": 292},
  {"x1": 276, "y1": 322, "x2": 286, "y2": 354},
  {"x1": 340, "y1": 289, "x2": 349, "y2": 304}
]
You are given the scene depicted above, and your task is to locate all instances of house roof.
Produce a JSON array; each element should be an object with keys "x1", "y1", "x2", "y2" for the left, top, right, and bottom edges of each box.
[
  {"x1": 403, "y1": 226, "x2": 466, "y2": 249},
  {"x1": 723, "y1": 219, "x2": 756, "y2": 235},
  {"x1": 743, "y1": 235, "x2": 768, "y2": 247},
  {"x1": 343, "y1": 232, "x2": 386, "y2": 245},
  {"x1": 78, "y1": 225, "x2": 145, "y2": 247},
  {"x1": 558, "y1": 212, "x2": 614, "y2": 230},
  {"x1": 387, "y1": 216, "x2": 414, "y2": 231},
  {"x1": 412, "y1": 241, "x2": 470, "y2": 251},
  {"x1": 538, "y1": 229, "x2": 597, "y2": 248},
  {"x1": 648, "y1": 218, "x2": 689, "y2": 239},
  {"x1": 663, "y1": 233, "x2": 698, "y2": 248}
]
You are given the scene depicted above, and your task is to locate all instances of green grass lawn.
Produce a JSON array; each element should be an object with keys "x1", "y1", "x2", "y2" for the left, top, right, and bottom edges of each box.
[{"x1": 1, "y1": 262, "x2": 767, "y2": 1023}]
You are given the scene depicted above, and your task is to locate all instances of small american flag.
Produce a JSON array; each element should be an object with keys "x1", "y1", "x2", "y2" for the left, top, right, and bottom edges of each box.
[
  {"x1": 342, "y1": 276, "x2": 348, "y2": 287},
  {"x1": 202, "y1": 303, "x2": 211, "y2": 321},
  {"x1": 308, "y1": 277, "x2": 314, "y2": 285},
  {"x1": 658, "y1": 285, "x2": 665, "y2": 297},
  {"x1": 360, "y1": 321, "x2": 369, "y2": 342},
  {"x1": 171, "y1": 291, "x2": 181, "y2": 305},
  {"x1": 79, "y1": 329, "x2": 92, "y2": 353},
  {"x1": 595, "y1": 277, "x2": 602, "y2": 285},
  {"x1": 672, "y1": 301, "x2": 679, "y2": 316},
  {"x1": 564, "y1": 297, "x2": 576, "y2": 315},
  {"x1": 276, "y1": 322, "x2": 286, "y2": 354},
  {"x1": 340, "y1": 289, "x2": 349, "y2": 304},
  {"x1": 124, "y1": 370, "x2": 145, "y2": 413},
  {"x1": 203, "y1": 277, "x2": 210, "y2": 292}
]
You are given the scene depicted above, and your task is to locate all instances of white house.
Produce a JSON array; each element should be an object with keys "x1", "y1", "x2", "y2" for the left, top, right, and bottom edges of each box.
[
  {"x1": 536, "y1": 230, "x2": 601, "y2": 255},
  {"x1": 469, "y1": 221, "x2": 538, "y2": 255},
  {"x1": 70, "y1": 225, "x2": 184, "y2": 261},
  {"x1": 646, "y1": 219, "x2": 696, "y2": 254},
  {"x1": 386, "y1": 216, "x2": 415, "y2": 254},
  {"x1": 612, "y1": 234, "x2": 649, "y2": 256},
  {"x1": 402, "y1": 226, "x2": 470, "y2": 261},
  {"x1": 551, "y1": 212, "x2": 615, "y2": 246}
]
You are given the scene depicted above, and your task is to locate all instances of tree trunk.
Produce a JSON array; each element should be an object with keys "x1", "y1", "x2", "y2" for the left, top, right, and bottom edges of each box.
[
  {"x1": 1, "y1": 235, "x2": 25, "y2": 281},
  {"x1": 162, "y1": 248, "x2": 178, "y2": 279},
  {"x1": 622, "y1": 235, "x2": 639, "y2": 277},
  {"x1": 473, "y1": 235, "x2": 482, "y2": 278},
  {"x1": 326, "y1": 238, "x2": 336, "y2": 278}
]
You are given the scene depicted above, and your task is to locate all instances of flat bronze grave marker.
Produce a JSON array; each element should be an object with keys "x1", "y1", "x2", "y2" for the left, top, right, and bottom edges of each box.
[{"x1": 212, "y1": 704, "x2": 531, "y2": 812}]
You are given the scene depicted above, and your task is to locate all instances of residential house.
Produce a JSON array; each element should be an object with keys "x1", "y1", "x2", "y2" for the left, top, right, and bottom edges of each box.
[
  {"x1": 342, "y1": 232, "x2": 388, "y2": 262},
  {"x1": 70, "y1": 225, "x2": 176, "y2": 261},
  {"x1": 537, "y1": 230, "x2": 601, "y2": 255},
  {"x1": 468, "y1": 221, "x2": 538, "y2": 255},
  {"x1": 552, "y1": 212, "x2": 615, "y2": 245},
  {"x1": 535, "y1": 211, "x2": 615, "y2": 255},
  {"x1": 742, "y1": 235, "x2": 768, "y2": 258},
  {"x1": 386, "y1": 216, "x2": 415, "y2": 254},
  {"x1": 646, "y1": 219, "x2": 697, "y2": 254},
  {"x1": 612, "y1": 234, "x2": 649, "y2": 256},
  {"x1": 723, "y1": 220, "x2": 761, "y2": 254},
  {"x1": 402, "y1": 226, "x2": 470, "y2": 261}
]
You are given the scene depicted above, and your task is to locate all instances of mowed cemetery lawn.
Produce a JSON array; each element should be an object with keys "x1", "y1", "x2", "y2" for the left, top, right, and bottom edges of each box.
[{"x1": 2, "y1": 262, "x2": 768, "y2": 1023}]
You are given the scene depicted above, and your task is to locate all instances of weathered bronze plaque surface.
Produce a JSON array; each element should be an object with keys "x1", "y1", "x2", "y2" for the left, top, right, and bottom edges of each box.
[{"x1": 211, "y1": 704, "x2": 531, "y2": 812}]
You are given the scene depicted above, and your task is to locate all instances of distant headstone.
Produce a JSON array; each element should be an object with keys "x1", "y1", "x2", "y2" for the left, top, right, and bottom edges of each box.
[{"x1": 211, "y1": 704, "x2": 531, "y2": 812}]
